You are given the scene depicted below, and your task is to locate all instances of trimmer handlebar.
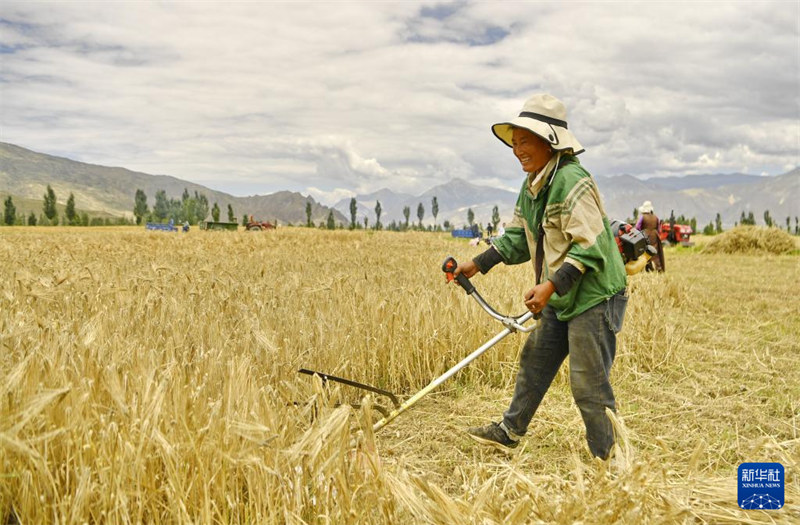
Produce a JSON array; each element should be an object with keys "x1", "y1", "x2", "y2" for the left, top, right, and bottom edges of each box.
[
  {"x1": 442, "y1": 256, "x2": 537, "y2": 331},
  {"x1": 442, "y1": 256, "x2": 475, "y2": 294}
]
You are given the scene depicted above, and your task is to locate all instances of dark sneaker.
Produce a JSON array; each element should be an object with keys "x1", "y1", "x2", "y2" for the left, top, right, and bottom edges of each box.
[{"x1": 467, "y1": 422, "x2": 519, "y2": 449}]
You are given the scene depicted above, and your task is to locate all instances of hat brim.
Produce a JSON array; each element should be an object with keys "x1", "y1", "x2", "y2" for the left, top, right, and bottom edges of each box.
[{"x1": 492, "y1": 117, "x2": 584, "y2": 155}]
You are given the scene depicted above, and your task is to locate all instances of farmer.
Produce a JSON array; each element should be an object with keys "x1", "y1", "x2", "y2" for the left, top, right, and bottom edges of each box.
[
  {"x1": 453, "y1": 93, "x2": 628, "y2": 460},
  {"x1": 635, "y1": 200, "x2": 665, "y2": 272}
]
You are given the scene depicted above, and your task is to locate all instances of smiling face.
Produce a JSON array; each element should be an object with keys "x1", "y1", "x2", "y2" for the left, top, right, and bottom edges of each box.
[{"x1": 511, "y1": 127, "x2": 552, "y2": 173}]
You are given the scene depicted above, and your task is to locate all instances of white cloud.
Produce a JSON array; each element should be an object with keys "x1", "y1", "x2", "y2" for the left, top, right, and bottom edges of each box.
[
  {"x1": 305, "y1": 186, "x2": 355, "y2": 206},
  {"x1": 1, "y1": 1, "x2": 797, "y2": 199}
]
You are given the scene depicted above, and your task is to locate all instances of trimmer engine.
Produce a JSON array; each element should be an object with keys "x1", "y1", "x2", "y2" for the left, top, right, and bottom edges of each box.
[{"x1": 609, "y1": 219, "x2": 657, "y2": 274}]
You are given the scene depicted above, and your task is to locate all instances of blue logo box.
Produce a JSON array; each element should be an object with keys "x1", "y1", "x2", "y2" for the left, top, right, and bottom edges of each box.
[{"x1": 738, "y1": 462, "x2": 784, "y2": 510}]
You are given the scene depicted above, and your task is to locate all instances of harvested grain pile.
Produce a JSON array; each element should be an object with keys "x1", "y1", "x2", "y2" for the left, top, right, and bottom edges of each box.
[{"x1": 702, "y1": 225, "x2": 796, "y2": 254}]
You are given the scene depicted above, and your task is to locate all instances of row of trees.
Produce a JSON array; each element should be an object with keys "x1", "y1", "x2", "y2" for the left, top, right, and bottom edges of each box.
[
  {"x1": 135, "y1": 189, "x2": 260, "y2": 226},
  {"x1": 2, "y1": 186, "x2": 134, "y2": 226},
  {"x1": 331, "y1": 196, "x2": 502, "y2": 232},
  {"x1": 134, "y1": 188, "x2": 227, "y2": 226},
  {"x1": 5, "y1": 187, "x2": 797, "y2": 236},
  {"x1": 0, "y1": 185, "x2": 225, "y2": 227},
  {"x1": 701, "y1": 211, "x2": 799, "y2": 235}
]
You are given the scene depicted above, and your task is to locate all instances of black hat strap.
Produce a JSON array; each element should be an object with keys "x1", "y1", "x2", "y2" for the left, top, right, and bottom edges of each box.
[{"x1": 519, "y1": 111, "x2": 568, "y2": 129}]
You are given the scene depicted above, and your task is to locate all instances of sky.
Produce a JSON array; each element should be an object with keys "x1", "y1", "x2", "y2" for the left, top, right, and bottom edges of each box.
[{"x1": 1, "y1": 1, "x2": 798, "y2": 205}]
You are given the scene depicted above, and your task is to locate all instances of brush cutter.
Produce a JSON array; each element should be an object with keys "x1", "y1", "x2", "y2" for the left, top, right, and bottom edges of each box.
[{"x1": 299, "y1": 256, "x2": 537, "y2": 433}]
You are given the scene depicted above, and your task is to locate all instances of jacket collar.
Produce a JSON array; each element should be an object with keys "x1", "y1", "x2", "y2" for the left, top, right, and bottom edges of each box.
[
  {"x1": 526, "y1": 153, "x2": 579, "y2": 199},
  {"x1": 526, "y1": 152, "x2": 561, "y2": 198}
]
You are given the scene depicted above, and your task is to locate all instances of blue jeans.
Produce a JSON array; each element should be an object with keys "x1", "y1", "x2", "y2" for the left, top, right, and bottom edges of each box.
[{"x1": 502, "y1": 291, "x2": 627, "y2": 459}]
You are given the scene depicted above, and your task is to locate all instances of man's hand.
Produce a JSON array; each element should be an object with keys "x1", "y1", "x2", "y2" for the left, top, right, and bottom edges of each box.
[
  {"x1": 453, "y1": 260, "x2": 479, "y2": 283},
  {"x1": 524, "y1": 281, "x2": 555, "y2": 314}
]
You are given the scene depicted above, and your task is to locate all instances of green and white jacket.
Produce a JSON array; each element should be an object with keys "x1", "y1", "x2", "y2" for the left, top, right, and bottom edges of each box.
[{"x1": 491, "y1": 154, "x2": 627, "y2": 321}]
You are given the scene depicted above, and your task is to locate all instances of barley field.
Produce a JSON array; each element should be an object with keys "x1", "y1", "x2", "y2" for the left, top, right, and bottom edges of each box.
[{"x1": 1, "y1": 227, "x2": 798, "y2": 524}]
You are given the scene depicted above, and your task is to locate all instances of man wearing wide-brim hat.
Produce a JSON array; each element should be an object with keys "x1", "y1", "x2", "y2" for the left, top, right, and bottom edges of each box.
[{"x1": 453, "y1": 93, "x2": 628, "y2": 460}]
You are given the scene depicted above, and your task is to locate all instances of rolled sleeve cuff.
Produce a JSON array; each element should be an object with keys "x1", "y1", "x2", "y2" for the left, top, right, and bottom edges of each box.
[
  {"x1": 472, "y1": 246, "x2": 504, "y2": 274},
  {"x1": 549, "y1": 262, "x2": 583, "y2": 296},
  {"x1": 564, "y1": 256, "x2": 586, "y2": 273}
]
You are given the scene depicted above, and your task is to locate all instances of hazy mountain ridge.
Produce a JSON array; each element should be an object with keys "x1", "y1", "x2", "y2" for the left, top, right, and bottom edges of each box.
[
  {"x1": 341, "y1": 170, "x2": 798, "y2": 228},
  {"x1": 1, "y1": 142, "x2": 796, "y2": 228},
  {"x1": 595, "y1": 169, "x2": 799, "y2": 226},
  {"x1": 642, "y1": 173, "x2": 764, "y2": 191}
]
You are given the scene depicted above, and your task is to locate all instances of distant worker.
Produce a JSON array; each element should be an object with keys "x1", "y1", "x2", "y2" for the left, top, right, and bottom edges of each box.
[
  {"x1": 635, "y1": 201, "x2": 664, "y2": 272},
  {"x1": 182, "y1": 221, "x2": 190, "y2": 233},
  {"x1": 486, "y1": 222, "x2": 494, "y2": 238},
  {"x1": 471, "y1": 223, "x2": 480, "y2": 238},
  {"x1": 498, "y1": 222, "x2": 506, "y2": 236}
]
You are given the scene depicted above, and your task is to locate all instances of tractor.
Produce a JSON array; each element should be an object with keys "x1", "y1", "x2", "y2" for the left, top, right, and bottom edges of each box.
[
  {"x1": 659, "y1": 219, "x2": 694, "y2": 247},
  {"x1": 245, "y1": 216, "x2": 276, "y2": 231},
  {"x1": 653, "y1": 210, "x2": 694, "y2": 247}
]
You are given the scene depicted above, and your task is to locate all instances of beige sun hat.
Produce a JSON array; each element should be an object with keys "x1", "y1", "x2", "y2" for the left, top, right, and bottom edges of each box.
[
  {"x1": 492, "y1": 93, "x2": 584, "y2": 154},
  {"x1": 639, "y1": 200, "x2": 654, "y2": 214}
]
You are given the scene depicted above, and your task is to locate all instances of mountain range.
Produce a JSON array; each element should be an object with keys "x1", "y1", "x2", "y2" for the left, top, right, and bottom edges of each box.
[
  {"x1": 0, "y1": 142, "x2": 347, "y2": 225},
  {"x1": 337, "y1": 170, "x2": 799, "y2": 228},
  {"x1": 1, "y1": 141, "x2": 797, "y2": 228}
]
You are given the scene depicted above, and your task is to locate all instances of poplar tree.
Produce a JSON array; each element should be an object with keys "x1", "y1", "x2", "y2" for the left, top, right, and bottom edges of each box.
[
  {"x1": 3, "y1": 196, "x2": 16, "y2": 225},
  {"x1": 43, "y1": 185, "x2": 57, "y2": 223},
  {"x1": 154, "y1": 190, "x2": 169, "y2": 220},
  {"x1": 193, "y1": 192, "x2": 209, "y2": 223},
  {"x1": 349, "y1": 197, "x2": 357, "y2": 229},
  {"x1": 134, "y1": 189, "x2": 149, "y2": 225},
  {"x1": 65, "y1": 193, "x2": 77, "y2": 225}
]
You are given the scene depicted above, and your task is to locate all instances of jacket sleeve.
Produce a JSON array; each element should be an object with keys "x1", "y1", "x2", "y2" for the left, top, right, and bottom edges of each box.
[{"x1": 490, "y1": 191, "x2": 531, "y2": 265}]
